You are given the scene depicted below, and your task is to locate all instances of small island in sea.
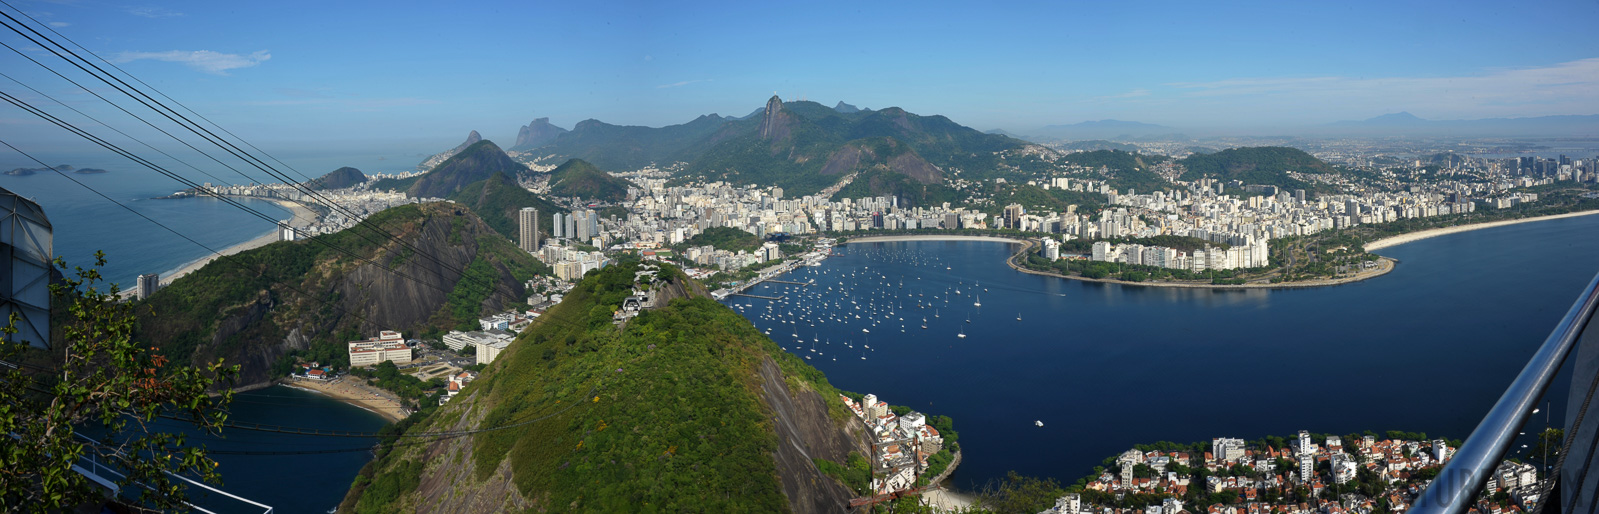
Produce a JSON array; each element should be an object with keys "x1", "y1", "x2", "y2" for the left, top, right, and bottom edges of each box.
[
  {"x1": 5, "y1": 164, "x2": 78, "y2": 176},
  {"x1": 73, "y1": 168, "x2": 109, "y2": 174}
]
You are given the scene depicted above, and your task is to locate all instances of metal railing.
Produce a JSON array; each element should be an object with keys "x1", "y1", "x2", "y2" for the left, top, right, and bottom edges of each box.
[
  {"x1": 1411, "y1": 269, "x2": 1599, "y2": 514},
  {"x1": 73, "y1": 434, "x2": 274, "y2": 514}
]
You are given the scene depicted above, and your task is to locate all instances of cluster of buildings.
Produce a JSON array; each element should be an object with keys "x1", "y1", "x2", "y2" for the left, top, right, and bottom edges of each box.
[
  {"x1": 681, "y1": 241, "x2": 784, "y2": 271},
  {"x1": 347, "y1": 330, "x2": 413, "y2": 367},
  {"x1": 838, "y1": 393, "x2": 947, "y2": 495},
  {"x1": 193, "y1": 181, "x2": 416, "y2": 238},
  {"x1": 1053, "y1": 431, "x2": 1547, "y2": 514},
  {"x1": 445, "y1": 330, "x2": 514, "y2": 365}
]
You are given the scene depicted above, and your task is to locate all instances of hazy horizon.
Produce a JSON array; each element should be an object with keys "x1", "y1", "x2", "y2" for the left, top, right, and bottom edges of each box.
[{"x1": 0, "y1": 0, "x2": 1595, "y2": 152}]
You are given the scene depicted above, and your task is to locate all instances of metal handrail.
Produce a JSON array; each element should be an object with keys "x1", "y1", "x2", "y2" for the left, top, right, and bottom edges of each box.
[{"x1": 1412, "y1": 269, "x2": 1599, "y2": 514}]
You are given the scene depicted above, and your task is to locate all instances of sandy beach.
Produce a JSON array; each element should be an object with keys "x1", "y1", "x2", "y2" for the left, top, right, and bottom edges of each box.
[
  {"x1": 158, "y1": 197, "x2": 318, "y2": 287},
  {"x1": 283, "y1": 376, "x2": 408, "y2": 423},
  {"x1": 1363, "y1": 209, "x2": 1599, "y2": 252},
  {"x1": 920, "y1": 488, "x2": 975, "y2": 512}
]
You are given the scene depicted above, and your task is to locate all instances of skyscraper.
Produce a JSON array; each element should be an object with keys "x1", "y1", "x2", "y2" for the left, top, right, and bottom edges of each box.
[
  {"x1": 1298, "y1": 430, "x2": 1315, "y2": 483},
  {"x1": 565, "y1": 213, "x2": 577, "y2": 240},
  {"x1": 518, "y1": 207, "x2": 539, "y2": 253},
  {"x1": 552, "y1": 212, "x2": 564, "y2": 238},
  {"x1": 136, "y1": 273, "x2": 160, "y2": 300}
]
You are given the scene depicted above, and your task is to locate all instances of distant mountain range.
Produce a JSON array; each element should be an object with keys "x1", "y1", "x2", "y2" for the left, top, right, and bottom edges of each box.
[
  {"x1": 497, "y1": 95, "x2": 1031, "y2": 203},
  {"x1": 1030, "y1": 120, "x2": 1175, "y2": 140},
  {"x1": 1323, "y1": 112, "x2": 1599, "y2": 136}
]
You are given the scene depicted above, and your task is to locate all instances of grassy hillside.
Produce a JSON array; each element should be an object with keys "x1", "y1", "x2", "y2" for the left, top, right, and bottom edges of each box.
[
  {"x1": 345, "y1": 261, "x2": 859, "y2": 512},
  {"x1": 447, "y1": 172, "x2": 567, "y2": 241},
  {"x1": 546, "y1": 158, "x2": 634, "y2": 202}
]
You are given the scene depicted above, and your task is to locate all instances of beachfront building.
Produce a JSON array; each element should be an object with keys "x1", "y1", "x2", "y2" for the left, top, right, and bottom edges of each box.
[{"x1": 348, "y1": 330, "x2": 412, "y2": 367}]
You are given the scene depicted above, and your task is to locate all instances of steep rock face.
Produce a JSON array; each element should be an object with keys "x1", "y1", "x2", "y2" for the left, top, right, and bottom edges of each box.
[
  {"x1": 757, "y1": 356, "x2": 869, "y2": 514},
  {"x1": 418, "y1": 130, "x2": 484, "y2": 170},
  {"x1": 833, "y1": 101, "x2": 861, "y2": 114},
  {"x1": 512, "y1": 117, "x2": 568, "y2": 150},
  {"x1": 758, "y1": 95, "x2": 793, "y2": 143},
  {"x1": 819, "y1": 144, "x2": 864, "y2": 176},
  {"x1": 888, "y1": 149, "x2": 942, "y2": 184},
  {"x1": 138, "y1": 203, "x2": 536, "y2": 389},
  {"x1": 818, "y1": 138, "x2": 942, "y2": 184}
]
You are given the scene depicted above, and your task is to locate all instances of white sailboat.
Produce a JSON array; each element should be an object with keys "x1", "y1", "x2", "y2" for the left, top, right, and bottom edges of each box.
[{"x1": 957, "y1": 326, "x2": 967, "y2": 339}]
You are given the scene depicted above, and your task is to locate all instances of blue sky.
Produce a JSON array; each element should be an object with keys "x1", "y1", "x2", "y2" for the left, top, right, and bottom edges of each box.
[{"x1": 2, "y1": 0, "x2": 1597, "y2": 152}]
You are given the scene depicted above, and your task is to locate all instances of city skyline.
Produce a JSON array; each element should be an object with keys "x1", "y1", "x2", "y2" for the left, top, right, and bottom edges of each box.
[{"x1": 0, "y1": 0, "x2": 1595, "y2": 152}]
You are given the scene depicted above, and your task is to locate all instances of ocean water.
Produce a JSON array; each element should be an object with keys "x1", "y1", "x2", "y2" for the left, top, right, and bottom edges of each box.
[
  {"x1": 0, "y1": 146, "x2": 426, "y2": 289},
  {"x1": 141, "y1": 385, "x2": 390, "y2": 513},
  {"x1": 724, "y1": 214, "x2": 1599, "y2": 491}
]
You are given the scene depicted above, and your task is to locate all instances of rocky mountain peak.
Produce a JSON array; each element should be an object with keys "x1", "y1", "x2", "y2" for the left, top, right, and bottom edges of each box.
[
  {"x1": 513, "y1": 117, "x2": 569, "y2": 150},
  {"x1": 759, "y1": 95, "x2": 784, "y2": 140}
]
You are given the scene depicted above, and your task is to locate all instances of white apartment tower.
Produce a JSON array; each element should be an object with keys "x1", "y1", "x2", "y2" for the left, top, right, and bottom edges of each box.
[{"x1": 518, "y1": 207, "x2": 539, "y2": 252}]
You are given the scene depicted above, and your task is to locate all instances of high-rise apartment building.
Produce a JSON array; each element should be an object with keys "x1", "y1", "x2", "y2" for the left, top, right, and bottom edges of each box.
[
  {"x1": 518, "y1": 207, "x2": 539, "y2": 252},
  {"x1": 136, "y1": 273, "x2": 160, "y2": 300}
]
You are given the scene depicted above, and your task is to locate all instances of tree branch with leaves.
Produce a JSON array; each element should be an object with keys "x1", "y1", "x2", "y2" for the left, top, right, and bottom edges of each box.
[{"x1": 0, "y1": 252, "x2": 238, "y2": 512}]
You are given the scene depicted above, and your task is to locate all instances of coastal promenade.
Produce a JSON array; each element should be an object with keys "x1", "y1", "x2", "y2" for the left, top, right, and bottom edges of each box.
[
  {"x1": 843, "y1": 210, "x2": 1599, "y2": 289},
  {"x1": 1002, "y1": 238, "x2": 1398, "y2": 289},
  {"x1": 159, "y1": 197, "x2": 318, "y2": 287},
  {"x1": 1364, "y1": 209, "x2": 1599, "y2": 251}
]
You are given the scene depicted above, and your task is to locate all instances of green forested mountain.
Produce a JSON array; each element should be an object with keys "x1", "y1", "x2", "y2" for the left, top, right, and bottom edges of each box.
[
  {"x1": 304, "y1": 166, "x2": 368, "y2": 190},
  {"x1": 1178, "y1": 146, "x2": 1333, "y2": 193},
  {"x1": 678, "y1": 96, "x2": 1031, "y2": 199},
  {"x1": 401, "y1": 140, "x2": 531, "y2": 198},
  {"x1": 135, "y1": 203, "x2": 549, "y2": 387},
  {"x1": 342, "y1": 261, "x2": 866, "y2": 513},
  {"x1": 679, "y1": 226, "x2": 763, "y2": 252},
  {"x1": 546, "y1": 158, "x2": 634, "y2": 202},
  {"x1": 518, "y1": 96, "x2": 1038, "y2": 200},
  {"x1": 531, "y1": 114, "x2": 730, "y2": 170},
  {"x1": 447, "y1": 172, "x2": 567, "y2": 241},
  {"x1": 1062, "y1": 150, "x2": 1171, "y2": 193}
]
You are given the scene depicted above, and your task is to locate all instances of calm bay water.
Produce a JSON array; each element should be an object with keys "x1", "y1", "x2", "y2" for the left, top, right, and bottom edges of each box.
[
  {"x1": 147, "y1": 385, "x2": 388, "y2": 513},
  {"x1": 726, "y1": 214, "x2": 1599, "y2": 490}
]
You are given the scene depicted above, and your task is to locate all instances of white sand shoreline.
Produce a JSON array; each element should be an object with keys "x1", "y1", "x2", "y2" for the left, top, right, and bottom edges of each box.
[
  {"x1": 157, "y1": 197, "x2": 318, "y2": 287},
  {"x1": 1365, "y1": 210, "x2": 1599, "y2": 252}
]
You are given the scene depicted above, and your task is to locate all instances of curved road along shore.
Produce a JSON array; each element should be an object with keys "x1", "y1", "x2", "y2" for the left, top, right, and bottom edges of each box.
[{"x1": 1363, "y1": 209, "x2": 1599, "y2": 252}]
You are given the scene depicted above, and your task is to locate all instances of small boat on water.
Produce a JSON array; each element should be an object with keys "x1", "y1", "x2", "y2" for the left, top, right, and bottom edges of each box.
[{"x1": 1035, "y1": 420, "x2": 1044, "y2": 427}]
